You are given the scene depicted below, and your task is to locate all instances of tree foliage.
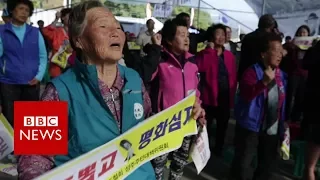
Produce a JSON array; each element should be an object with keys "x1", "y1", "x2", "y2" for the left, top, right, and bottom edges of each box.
[
  {"x1": 104, "y1": 1, "x2": 146, "y2": 18},
  {"x1": 0, "y1": 0, "x2": 212, "y2": 30},
  {"x1": 0, "y1": 2, "x2": 5, "y2": 10},
  {"x1": 172, "y1": 6, "x2": 212, "y2": 30},
  {"x1": 103, "y1": 0, "x2": 212, "y2": 30}
]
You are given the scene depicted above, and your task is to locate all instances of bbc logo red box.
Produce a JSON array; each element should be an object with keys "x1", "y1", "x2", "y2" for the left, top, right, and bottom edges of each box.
[{"x1": 14, "y1": 101, "x2": 68, "y2": 155}]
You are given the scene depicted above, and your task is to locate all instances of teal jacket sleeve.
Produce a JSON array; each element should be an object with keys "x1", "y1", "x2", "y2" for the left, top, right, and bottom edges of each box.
[{"x1": 35, "y1": 31, "x2": 48, "y2": 81}]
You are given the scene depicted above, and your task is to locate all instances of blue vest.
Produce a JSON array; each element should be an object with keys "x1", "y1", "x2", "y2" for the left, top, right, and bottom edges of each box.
[
  {"x1": 51, "y1": 60, "x2": 155, "y2": 180},
  {"x1": 0, "y1": 23, "x2": 39, "y2": 84},
  {"x1": 235, "y1": 63, "x2": 286, "y2": 135}
]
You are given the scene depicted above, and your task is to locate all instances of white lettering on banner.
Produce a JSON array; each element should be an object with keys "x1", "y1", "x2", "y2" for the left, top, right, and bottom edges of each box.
[
  {"x1": 152, "y1": 4, "x2": 173, "y2": 18},
  {"x1": 190, "y1": 126, "x2": 210, "y2": 174},
  {"x1": 23, "y1": 116, "x2": 59, "y2": 127},
  {"x1": 179, "y1": 0, "x2": 192, "y2": 6}
]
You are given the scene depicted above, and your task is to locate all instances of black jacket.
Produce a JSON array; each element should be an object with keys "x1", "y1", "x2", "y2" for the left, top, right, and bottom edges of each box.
[
  {"x1": 238, "y1": 29, "x2": 268, "y2": 81},
  {"x1": 189, "y1": 28, "x2": 206, "y2": 55},
  {"x1": 228, "y1": 41, "x2": 240, "y2": 71},
  {"x1": 229, "y1": 41, "x2": 237, "y2": 55},
  {"x1": 302, "y1": 42, "x2": 320, "y2": 124},
  {"x1": 123, "y1": 42, "x2": 161, "y2": 84}
]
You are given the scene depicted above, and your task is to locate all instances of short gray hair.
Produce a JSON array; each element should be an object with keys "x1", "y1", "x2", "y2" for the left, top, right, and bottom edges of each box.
[{"x1": 68, "y1": 0, "x2": 106, "y2": 60}]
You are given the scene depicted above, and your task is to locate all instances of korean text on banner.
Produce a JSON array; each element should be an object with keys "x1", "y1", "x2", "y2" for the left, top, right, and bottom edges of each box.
[
  {"x1": 35, "y1": 91, "x2": 198, "y2": 180},
  {"x1": 294, "y1": 36, "x2": 320, "y2": 50},
  {"x1": 0, "y1": 114, "x2": 13, "y2": 160},
  {"x1": 152, "y1": 4, "x2": 173, "y2": 18},
  {"x1": 190, "y1": 126, "x2": 210, "y2": 174},
  {"x1": 51, "y1": 40, "x2": 72, "y2": 69},
  {"x1": 0, "y1": 163, "x2": 17, "y2": 176}
]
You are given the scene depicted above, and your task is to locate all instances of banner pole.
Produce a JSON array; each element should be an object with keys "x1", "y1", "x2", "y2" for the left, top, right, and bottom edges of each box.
[
  {"x1": 197, "y1": 0, "x2": 200, "y2": 28},
  {"x1": 261, "y1": 0, "x2": 266, "y2": 16}
]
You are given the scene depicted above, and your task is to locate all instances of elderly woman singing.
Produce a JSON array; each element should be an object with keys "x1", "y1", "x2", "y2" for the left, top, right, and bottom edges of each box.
[{"x1": 17, "y1": 1, "x2": 204, "y2": 180}]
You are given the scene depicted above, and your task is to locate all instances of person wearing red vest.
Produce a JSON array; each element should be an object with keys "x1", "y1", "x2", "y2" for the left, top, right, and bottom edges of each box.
[{"x1": 42, "y1": 8, "x2": 71, "y2": 78}]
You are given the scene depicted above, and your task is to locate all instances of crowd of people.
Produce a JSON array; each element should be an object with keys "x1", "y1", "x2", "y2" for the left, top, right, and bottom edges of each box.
[{"x1": 0, "y1": 0, "x2": 319, "y2": 180}]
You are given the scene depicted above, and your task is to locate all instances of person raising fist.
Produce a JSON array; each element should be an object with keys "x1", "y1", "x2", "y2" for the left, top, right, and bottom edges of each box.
[
  {"x1": 151, "y1": 33, "x2": 162, "y2": 46},
  {"x1": 231, "y1": 33, "x2": 287, "y2": 180},
  {"x1": 41, "y1": 8, "x2": 72, "y2": 78},
  {"x1": 262, "y1": 65, "x2": 275, "y2": 86}
]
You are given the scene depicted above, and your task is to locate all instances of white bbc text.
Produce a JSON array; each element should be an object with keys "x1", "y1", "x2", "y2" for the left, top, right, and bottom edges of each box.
[{"x1": 23, "y1": 116, "x2": 58, "y2": 127}]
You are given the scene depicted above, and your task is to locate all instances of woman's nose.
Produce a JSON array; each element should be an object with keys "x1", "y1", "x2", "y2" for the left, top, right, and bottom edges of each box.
[{"x1": 111, "y1": 31, "x2": 119, "y2": 38}]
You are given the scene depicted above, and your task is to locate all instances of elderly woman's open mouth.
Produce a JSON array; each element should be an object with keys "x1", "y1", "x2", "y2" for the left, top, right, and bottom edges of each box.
[
  {"x1": 110, "y1": 43, "x2": 120, "y2": 47},
  {"x1": 110, "y1": 42, "x2": 121, "y2": 50}
]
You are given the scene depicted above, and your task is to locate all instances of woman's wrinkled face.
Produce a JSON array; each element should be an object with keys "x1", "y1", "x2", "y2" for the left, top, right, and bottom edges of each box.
[
  {"x1": 79, "y1": 7, "x2": 125, "y2": 63},
  {"x1": 213, "y1": 29, "x2": 226, "y2": 46},
  {"x1": 263, "y1": 41, "x2": 283, "y2": 68},
  {"x1": 169, "y1": 26, "x2": 189, "y2": 54}
]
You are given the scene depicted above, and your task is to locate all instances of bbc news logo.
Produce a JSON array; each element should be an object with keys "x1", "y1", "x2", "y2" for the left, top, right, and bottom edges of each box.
[
  {"x1": 20, "y1": 116, "x2": 62, "y2": 141},
  {"x1": 14, "y1": 102, "x2": 68, "y2": 155}
]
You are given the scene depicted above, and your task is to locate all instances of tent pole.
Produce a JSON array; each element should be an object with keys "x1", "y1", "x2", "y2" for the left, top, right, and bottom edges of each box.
[
  {"x1": 66, "y1": 0, "x2": 70, "y2": 7},
  {"x1": 197, "y1": 0, "x2": 200, "y2": 28},
  {"x1": 261, "y1": 0, "x2": 266, "y2": 16}
]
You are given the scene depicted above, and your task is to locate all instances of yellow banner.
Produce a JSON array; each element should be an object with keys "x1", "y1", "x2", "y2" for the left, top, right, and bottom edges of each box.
[
  {"x1": 197, "y1": 42, "x2": 206, "y2": 52},
  {"x1": 51, "y1": 41, "x2": 72, "y2": 69},
  {"x1": 127, "y1": 42, "x2": 141, "y2": 50},
  {"x1": 35, "y1": 92, "x2": 198, "y2": 180},
  {"x1": 127, "y1": 41, "x2": 207, "y2": 52},
  {"x1": 294, "y1": 36, "x2": 320, "y2": 50}
]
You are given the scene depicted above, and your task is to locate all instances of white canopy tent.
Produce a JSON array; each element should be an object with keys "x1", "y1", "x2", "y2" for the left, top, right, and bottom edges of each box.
[
  {"x1": 245, "y1": 0, "x2": 320, "y2": 37},
  {"x1": 115, "y1": 0, "x2": 260, "y2": 34},
  {"x1": 114, "y1": 0, "x2": 320, "y2": 36},
  {"x1": 3, "y1": 0, "x2": 319, "y2": 37},
  {"x1": 245, "y1": 0, "x2": 320, "y2": 16}
]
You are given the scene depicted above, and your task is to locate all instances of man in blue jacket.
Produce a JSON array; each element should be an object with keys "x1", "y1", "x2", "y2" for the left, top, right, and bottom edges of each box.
[{"x1": 0, "y1": 0, "x2": 47, "y2": 126}]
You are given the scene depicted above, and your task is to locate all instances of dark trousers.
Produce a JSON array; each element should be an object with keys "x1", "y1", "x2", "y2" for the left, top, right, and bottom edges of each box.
[
  {"x1": 204, "y1": 94, "x2": 230, "y2": 154},
  {"x1": 152, "y1": 136, "x2": 192, "y2": 180},
  {"x1": 286, "y1": 75, "x2": 306, "y2": 122},
  {"x1": 231, "y1": 125, "x2": 279, "y2": 180},
  {"x1": 0, "y1": 83, "x2": 40, "y2": 126}
]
